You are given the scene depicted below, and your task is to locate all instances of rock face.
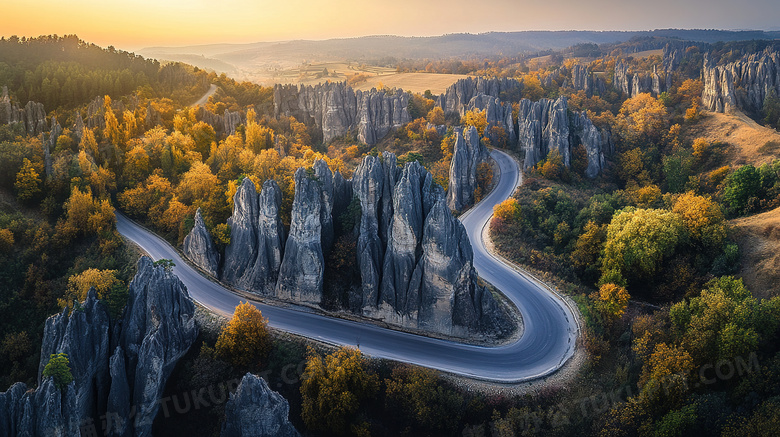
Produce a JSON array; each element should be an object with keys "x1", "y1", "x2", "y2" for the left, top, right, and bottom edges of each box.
[
  {"x1": 275, "y1": 168, "x2": 325, "y2": 303},
  {"x1": 222, "y1": 179, "x2": 286, "y2": 295},
  {"x1": 438, "y1": 77, "x2": 523, "y2": 116},
  {"x1": 518, "y1": 96, "x2": 570, "y2": 169},
  {"x1": 38, "y1": 288, "x2": 111, "y2": 426},
  {"x1": 195, "y1": 106, "x2": 246, "y2": 136},
  {"x1": 447, "y1": 126, "x2": 489, "y2": 212},
  {"x1": 354, "y1": 152, "x2": 510, "y2": 338},
  {"x1": 0, "y1": 379, "x2": 80, "y2": 437},
  {"x1": 701, "y1": 50, "x2": 780, "y2": 114},
  {"x1": 274, "y1": 82, "x2": 411, "y2": 144},
  {"x1": 120, "y1": 257, "x2": 198, "y2": 436},
  {"x1": 220, "y1": 373, "x2": 300, "y2": 437},
  {"x1": 183, "y1": 207, "x2": 220, "y2": 277},
  {"x1": 1, "y1": 256, "x2": 199, "y2": 437},
  {"x1": 517, "y1": 96, "x2": 611, "y2": 178},
  {"x1": 0, "y1": 86, "x2": 48, "y2": 135}
]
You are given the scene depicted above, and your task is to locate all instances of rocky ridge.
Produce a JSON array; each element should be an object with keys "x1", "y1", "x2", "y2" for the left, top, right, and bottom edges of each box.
[
  {"x1": 701, "y1": 50, "x2": 780, "y2": 114},
  {"x1": 274, "y1": 82, "x2": 411, "y2": 144},
  {"x1": 0, "y1": 257, "x2": 200, "y2": 437}
]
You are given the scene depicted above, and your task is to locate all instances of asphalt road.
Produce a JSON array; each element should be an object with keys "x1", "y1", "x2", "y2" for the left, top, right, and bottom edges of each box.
[
  {"x1": 191, "y1": 84, "x2": 218, "y2": 107},
  {"x1": 115, "y1": 149, "x2": 578, "y2": 382}
]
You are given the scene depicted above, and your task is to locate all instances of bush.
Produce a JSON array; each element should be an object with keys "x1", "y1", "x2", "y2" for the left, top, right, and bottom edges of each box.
[{"x1": 43, "y1": 353, "x2": 73, "y2": 390}]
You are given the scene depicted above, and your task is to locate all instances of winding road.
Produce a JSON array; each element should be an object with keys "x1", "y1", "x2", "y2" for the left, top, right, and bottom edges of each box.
[{"x1": 115, "y1": 149, "x2": 579, "y2": 382}]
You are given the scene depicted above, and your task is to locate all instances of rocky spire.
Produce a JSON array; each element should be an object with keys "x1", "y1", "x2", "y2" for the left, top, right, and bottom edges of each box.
[
  {"x1": 275, "y1": 168, "x2": 325, "y2": 303},
  {"x1": 183, "y1": 207, "x2": 221, "y2": 277},
  {"x1": 220, "y1": 373, "x2": 300, "y2": 437}
]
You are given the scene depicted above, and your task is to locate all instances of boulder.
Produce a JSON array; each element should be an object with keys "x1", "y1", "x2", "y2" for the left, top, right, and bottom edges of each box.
[
  {"x1": 220, "y1": 373, "x2": 300, "y2": 437},
  {"x1": 183, "y1": 207, "x2": 220, "y2": 277}
]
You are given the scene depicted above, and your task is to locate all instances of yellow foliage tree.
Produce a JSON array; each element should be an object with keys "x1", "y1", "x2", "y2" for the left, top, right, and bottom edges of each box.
[
  {"x1": 671, "y1": 191, "x2": 727, "y2": 248},
  {"x1": 215, "y1": 302, "x2": 271, "y2": 368},
  {"x1": 591, "y1": 283, "x2": 631, "y2": 321},
  {"x1": 462, "y1": 109, "x2": 488, "y2": 136},
  {"x1": 617, "y1": 93, "x2": 669, "y2": 146},
  {"x1": 300, "y1": 346, "x2": 379, "y2": 435},
  {"x1": 14, "y1": 158, "x2": 42, "y2": 202},
  {"x1": 59, "y1": 268, "x2": 119, "y2": 308}
]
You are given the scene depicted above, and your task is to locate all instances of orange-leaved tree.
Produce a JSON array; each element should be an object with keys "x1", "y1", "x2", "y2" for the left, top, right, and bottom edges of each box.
[{"x1": 215, "y1": 302, "x2": 271, "y2": 368}]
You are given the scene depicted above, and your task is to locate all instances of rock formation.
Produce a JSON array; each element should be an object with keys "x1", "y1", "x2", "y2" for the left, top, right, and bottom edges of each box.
[
  {"x1": 313, "y1": 159, "x2": 335, "y2": 252},
  {"x1": 220, "y1": 373, "x2": 300, "y2": 437},
  {"x1": 37, "y1": 288, "x2": 111, "y2": 426},
  {"x1": 354, "y1": 152, "x2": 510, "y2": 338},
  {"x1": 183, "y1": 207, "x2": 220, "y2": 277},
  {"x1": 701, "y1": 50, "x2": 780, "y2": 114},
  {"x1": 119, "y1": 256, "x2": 198, "y2": 436},
  {"x1": 0, "y1": 86, "x2": 48, "y2": 136},
  {"x1": 447, "y1": 126, "x2": 489, "y2": 212},
  {"x1": 275, "y1": 167, "x2": 325, "y2": 303},
  {"x1": 438, "y1": 77, "x2": 523, "y2": 116},
  {"x1": 222, "y1": 178, "x2": 286, "y2": 295},
  {"x1": 0, "y1": 256, "x2": 199, "y2": 437},
  {"x1": 0, "y1": 379, "x2": 80, "y2": 437},
  {"x1": 466, "y1": 94, "x2": 516, "y2": 148},
  {"x1": 273, "y1": 82, "x2": 411, "y2": 145}
]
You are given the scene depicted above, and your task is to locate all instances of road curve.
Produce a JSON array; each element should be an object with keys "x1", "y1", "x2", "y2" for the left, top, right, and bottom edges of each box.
[
  {"x1": 115, "y1": 149, "x2": 579, "y2": 382},
  {"x1": 191, "y1": 84, "x2": 218, "y2": 107}
]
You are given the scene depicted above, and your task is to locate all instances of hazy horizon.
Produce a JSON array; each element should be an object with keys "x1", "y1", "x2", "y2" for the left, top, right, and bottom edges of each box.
[{"x1": 4, "y1": 0, "x2": 780, "y2": 52}]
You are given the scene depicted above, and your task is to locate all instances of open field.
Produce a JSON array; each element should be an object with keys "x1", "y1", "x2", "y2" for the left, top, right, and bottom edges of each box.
[
  {"x1": 732, "y1": 207, "x2": 780, "y2": 298},
  {"x1": 629, "y1": 48, "x2": 663, "y2": 58},
  {"x1": 353, "y1": 72, "x2": 470, "y2": 94},
  {"x1": 686, "y1": 110, "x2": 780, "y2": 166}
]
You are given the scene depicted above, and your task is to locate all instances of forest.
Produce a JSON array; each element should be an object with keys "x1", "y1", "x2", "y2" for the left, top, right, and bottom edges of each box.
[{"x1": 1, "y1": 34, "x2": 780, "y2": 436}]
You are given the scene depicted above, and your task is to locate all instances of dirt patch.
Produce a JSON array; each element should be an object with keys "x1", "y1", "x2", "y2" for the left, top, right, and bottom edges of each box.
[
  {"x1": 686, "y1": 110, "x2": 780, "y2": 166},
  {"x1": 731, "y1": 206, "x2": 780, "y2": 298}
]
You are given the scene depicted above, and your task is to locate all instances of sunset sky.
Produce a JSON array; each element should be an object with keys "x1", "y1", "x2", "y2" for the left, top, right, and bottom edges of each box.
[{"x1": 4, "y1": 0, "x2": 780, "y2": 51}]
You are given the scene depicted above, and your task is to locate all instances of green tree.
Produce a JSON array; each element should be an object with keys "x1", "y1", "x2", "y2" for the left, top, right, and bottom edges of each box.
[
  {"x1": 600, "y1": 208, "x2": 684, "y2": 287},
  {"x1": 384, "y1": 365, "x2": 465, "y2": 433},
  {"x1": 300, "y1": 346, "x2": 379, "y2": 435},
  {"x1": 722, "y1": 165, "x2": 761, "y2": 216},
  {"x1": 43, "y1": 353, "x2": 73, "y2": 390}
]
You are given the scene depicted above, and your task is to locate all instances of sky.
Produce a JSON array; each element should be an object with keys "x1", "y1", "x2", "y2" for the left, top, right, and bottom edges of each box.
[{"x1": 3, "y1": 0, "x2": 780, "y2": 52}]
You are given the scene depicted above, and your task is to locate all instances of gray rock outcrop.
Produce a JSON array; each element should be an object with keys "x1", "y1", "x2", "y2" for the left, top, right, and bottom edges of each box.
[
  {"x1": 37, "y1": 288, "x2": 111, "y2": 425},
  {"x1": 183, "y1": 208, "x2": 220, "y2": 277},
  {"x1": 106, "y1": 346, "x2": 131, "y2": 437},
  {"x1": 355, "y1": 152, "x2": 510, "y2": 338},
  {"x1": 220, "y1": 373, "x2": 300, "y2": 437},
  {"x1": 275, "y1": 168, "x2": 325, "y2": 303},
  {"x1": 353, "y1": 155, "x2": 386, "y2": 309},
  {"x1": 313, "y1": 160, "x2": 334, "y2": 253},
  {"x1": 0, "y1": 87, "x2": 48, "y2": 135},
  {"x1": 274, "y1": 82, "x2": 411, "y2": 145},
  {"x1": 0, "y1": 379, "x2": 80, "y2": 437},
  {"x1": 447, "y1": 126, "x2": 489, "y2": 212},
  {"x1": 438, "y1": 77, "x2": 523, "y2": 116},
  {"x1": 222, "y1": 179, "x2": 286, "y2": 295},
  {"x1": 120, "y1": 256, "x2": 198, "y2": 437},
  {"x1": 701, "y1": 50, "x2": 780, "y2": 114},
  {"x1": 518, "y1": 96, "x2": 570, "y2": 170}
]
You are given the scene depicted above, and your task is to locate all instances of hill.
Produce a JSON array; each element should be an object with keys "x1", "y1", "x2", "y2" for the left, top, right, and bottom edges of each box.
[
  {"x1": 685, "y1": 110, "x2": 780, "y2": 166},
  {"x1": 732, "y1": 207, "x2": 780, "y2": 298}
]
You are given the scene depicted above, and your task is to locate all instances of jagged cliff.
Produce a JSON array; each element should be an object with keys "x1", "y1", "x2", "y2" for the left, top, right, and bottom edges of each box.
[
  {"x1": 222, "y1": 178, "x2": 286, "y2": 295},
  {"x1": 273, "y1": 82, "x2": 411, "y2": 144},
  {"x1": 701, "y1": 50, "x2": 780, "y2": 114},
  {"x1": 0, "y1": 86, "x2": 48, "y2": 135},
  {"x1": 613, "y1": 60, "x2": 665, "y2": 98},
  {"x1": 438, "y1": 77, "x2": 523, "y2": 116},
  {"x1": 221, "y1": 373, "x2": 300, "y2": 437},
  {"x1": 447, "y1": 126, "x2": 490, "y2": 212},
  {"x1": 0, "y1": 257, "x2": 199, "y2": 437}
]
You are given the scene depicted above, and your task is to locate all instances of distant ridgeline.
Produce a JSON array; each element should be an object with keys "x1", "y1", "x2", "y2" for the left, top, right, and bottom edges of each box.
[{"x1": 0, "y1": 35, "x2": 209, "y2": 111}]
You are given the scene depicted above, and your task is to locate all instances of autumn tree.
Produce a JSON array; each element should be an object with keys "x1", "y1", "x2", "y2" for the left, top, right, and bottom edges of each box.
[
  {"x1": 462, "y1": 109, "x2": 487, "y2": 135},
  {"x1": 215, "y1": 302, "x2": 271, "y2": 368},
  {"x1": 617, "y1": 93, "x2": 669, "y2": 147},
  {"x1": 14, "y1": 158, "x2": 42, "y2": 203},
  {"x1": 600, "y1": 208, "x2": 684, "y2": 288},
  {"x1": 300, "y1": 346, "x2": 379, "y2": 435},
  {"x1": 671, "y1": 192, "x2": 727, "y2": 249},
  {"x1": 384, "y1": 365, "x2": 465, "y2": 433},
  {"x1": 592, "y1": 283, "x2": 631, "y2": 321}
]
